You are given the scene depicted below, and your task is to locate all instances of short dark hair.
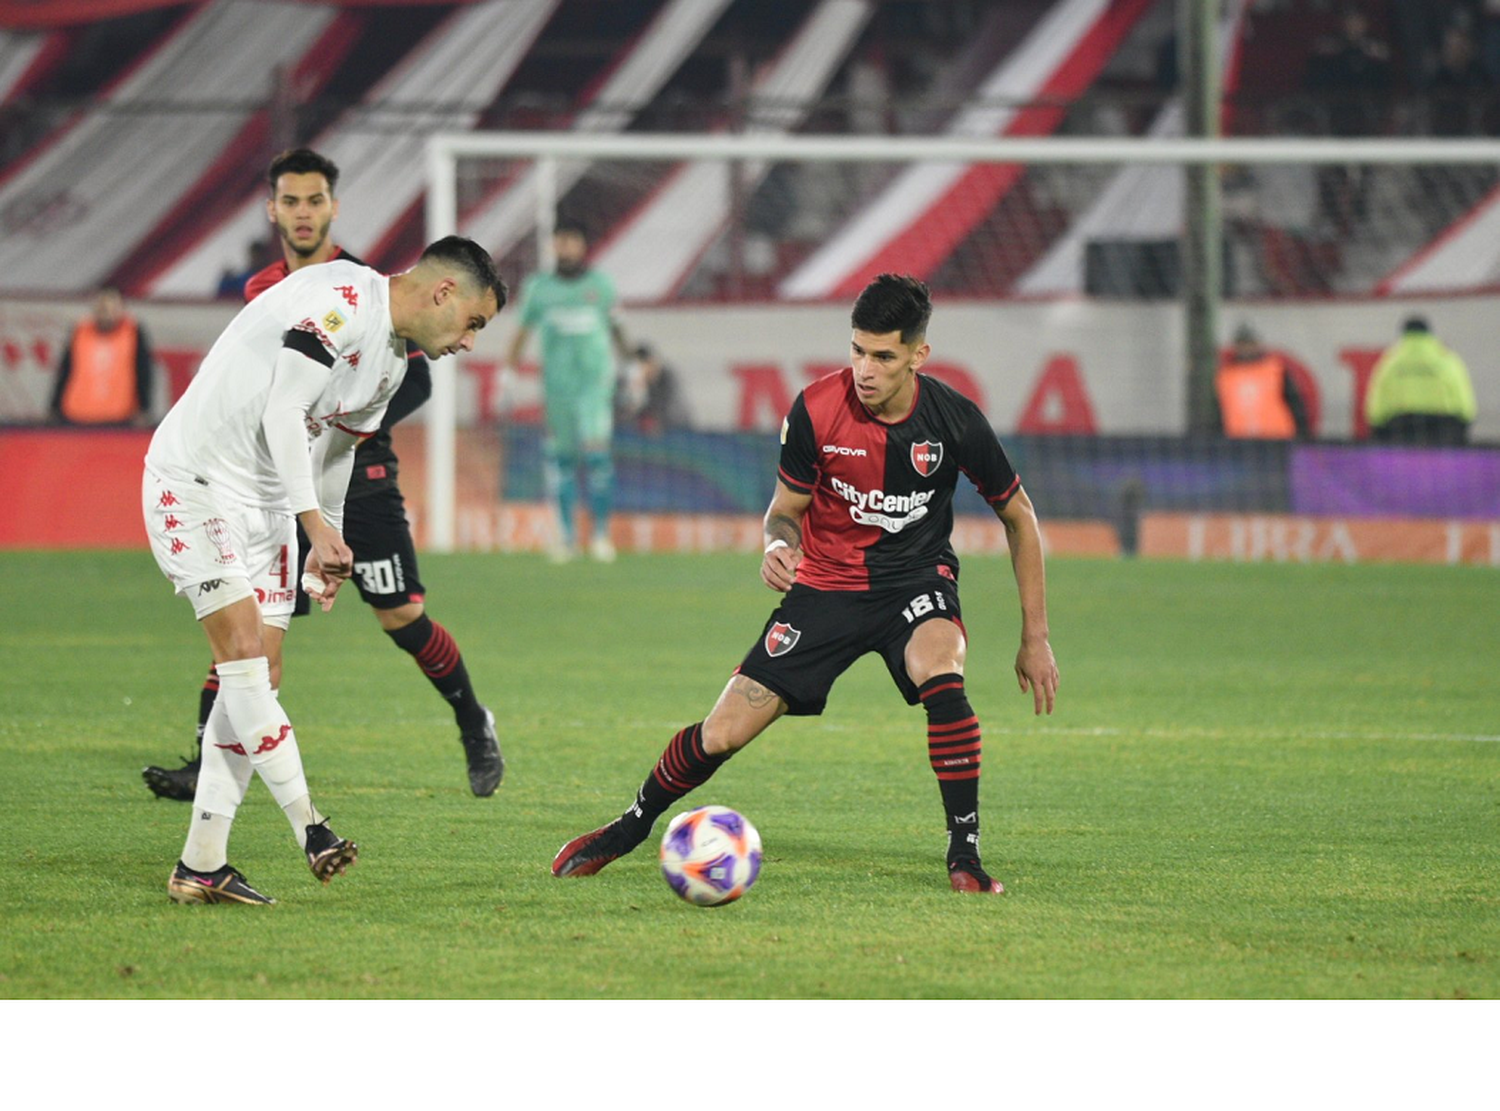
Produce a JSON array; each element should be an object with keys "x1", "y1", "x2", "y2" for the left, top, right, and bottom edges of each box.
[
  {"x1": 553, "y1": 216, "x2": 588, "y2": 239},
  {"x1": 419, "y1": 235, "x2": 508, "y2": 309},
  {"x1": 268, "y1": 148, "x2": 340, "y2": 193},
  {"x1": 850, "y1": 273, "x2": 932, "y2": 344},
  {"x1": 1402, "y1": 315, "x2": 1430, "y2": 333}
]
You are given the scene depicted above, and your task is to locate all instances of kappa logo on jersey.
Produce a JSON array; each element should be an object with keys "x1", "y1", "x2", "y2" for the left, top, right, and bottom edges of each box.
[
  {"x1": 822, "y1": 444, "x2": 868, "y2": 457},
  {"x1": 911, "y1": 440, "x2": 944, "y2": 477},
  {"x1": 345, "y1": 350, "x2": 360, "y2": 367},
  {"x1": 334, "y1": 285, "x2": 358, "y2": 308},
  {"x1": 158, "y1": 490, "x2": 179, "y2": 508},
  {"x1": 765, "y1": 622, "x2": 801, "y2": 657},
  {"x1": 322, "y1": 309, "x2": 346, "y2": 333},
  {"x1": 830, "y1": 476, "x2": 934, "y2": 534}
]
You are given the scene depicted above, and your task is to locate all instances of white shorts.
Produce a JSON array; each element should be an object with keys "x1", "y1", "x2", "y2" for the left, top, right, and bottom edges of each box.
[{"x1": 142, "y1": 465, "x2": 299, "y2": 628}]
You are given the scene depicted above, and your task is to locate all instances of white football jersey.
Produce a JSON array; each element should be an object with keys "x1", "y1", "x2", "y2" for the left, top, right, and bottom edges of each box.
[{"x1": 147, "y1": 260, "x2": 407, "y2": 512}]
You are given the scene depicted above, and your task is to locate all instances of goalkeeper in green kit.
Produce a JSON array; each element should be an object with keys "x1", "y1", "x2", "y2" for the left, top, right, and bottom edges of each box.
[{"x1": 504, "y1": 219, "x2": 632, "y2": 562}]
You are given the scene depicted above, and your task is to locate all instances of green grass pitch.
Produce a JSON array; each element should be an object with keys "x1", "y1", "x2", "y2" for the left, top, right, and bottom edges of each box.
[{"x1": 1, "y1": 549, "x2": 1495, "y2": 999}]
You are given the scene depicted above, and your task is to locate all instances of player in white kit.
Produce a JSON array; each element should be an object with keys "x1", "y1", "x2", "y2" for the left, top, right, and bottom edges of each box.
[{"x1": 144, "y1": 236, "x2": 506, "y2": 904}]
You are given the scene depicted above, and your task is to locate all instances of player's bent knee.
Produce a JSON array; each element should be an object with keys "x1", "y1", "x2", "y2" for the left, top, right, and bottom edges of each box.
[
  {"x1": 905, "y1": 620, "x2": 966, "y2": 688},
  {"x1": 373, "y1": 601, "x2": 425, "y2": 631}
]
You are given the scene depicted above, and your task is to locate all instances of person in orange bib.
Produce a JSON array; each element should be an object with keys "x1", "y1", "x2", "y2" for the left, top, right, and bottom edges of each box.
[
  {"x1": 49, "y1": 286, "x2": 155, "y2": 426},
  {"x1": 1213, "y1": 323, "x2": 1310, "y2": 439}
]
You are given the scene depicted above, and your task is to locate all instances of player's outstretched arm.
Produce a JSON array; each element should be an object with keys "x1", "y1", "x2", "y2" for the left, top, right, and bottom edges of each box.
[
  {"x1": 761, "y1": 481, "x2": 811, "y2": 592},
  {"x1": 995, "y1": 486, "x2": 1058, "y2": 715}
]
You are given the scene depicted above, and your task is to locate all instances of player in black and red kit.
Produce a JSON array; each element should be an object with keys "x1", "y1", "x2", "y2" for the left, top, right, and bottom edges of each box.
[
  {"x1": 142, "y1": 148, "x2": 502, "y2": 801},
  {"x1": 553, "y1": 273, "x2": 1058, "y2": 893}
]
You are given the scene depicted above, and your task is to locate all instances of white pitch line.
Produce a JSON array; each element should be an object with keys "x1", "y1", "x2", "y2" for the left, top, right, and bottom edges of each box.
[
  {"x1": 800, "y1": 721, "x2": 1500, "y2": 744},
  {"x1": 982, "y1": 725, "x2": 1500, "y2": 744}
]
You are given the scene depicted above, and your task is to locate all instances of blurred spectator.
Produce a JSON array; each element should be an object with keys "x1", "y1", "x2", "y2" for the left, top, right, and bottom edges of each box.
[
  {"x1": 1429, "y1": 22, "x2": 1490, "y2": 135},
  {"x1": 49, "y1": 286, "x2": 154, "y2": 426},
  {"x1": 1481, "y1": 0, "x2": 1500, "y2": 82},
  {"x1": 1307, "y1": 6, "x2": 1392, "y2": 235},
  {"x1": 617, "y1": 343, "x2": 690, "y2": 434},
  {"x1": 215, "y1": 236, "x2": 272, "y2": 300},
  {"x1": 1366, "y1": 316, "x2": 1477, "y2": 445},
  {"x1": 1213, "y1": 323, "x2": 1310, "y2": 439},
  {"x1": 1307, "y1": 5, "x2": 1393, "y2": 136}
]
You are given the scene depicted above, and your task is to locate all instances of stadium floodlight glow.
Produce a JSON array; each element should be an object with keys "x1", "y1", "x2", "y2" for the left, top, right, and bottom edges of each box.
[{"x1": 423, "y1": 130, "x2": 1500, "y2": 553}]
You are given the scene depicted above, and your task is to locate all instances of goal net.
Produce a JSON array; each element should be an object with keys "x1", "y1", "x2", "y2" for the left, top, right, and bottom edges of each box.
[{"x1": 416, "y1": 131, "x2": 1500, "y2": 565}]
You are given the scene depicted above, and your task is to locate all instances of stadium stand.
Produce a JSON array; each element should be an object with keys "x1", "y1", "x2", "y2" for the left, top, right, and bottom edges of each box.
[
  {"x1": 146, "y1": 0, "x2": 558, "y2": 297},
  {"x1": 3, "y1": 0, "x2": 1499, "y2": 568},
  {"x1": 0, "y1": 1, "x2": 341, "y2": 294},
  {"x1": 778, "y1": 0, "x2": 1154, "y2": 300},
  {"x1": 0, "y1": 28, "x2": 53, "y2": 100},
  {"x1": 1018, "y1": 0, "x2": 1247, "y2": 297},
  {"x1": 1377, "y1": 183, "x2": 1500, "y2": 294},
  {"x1": 591, "y1": 0, "x2": 874, "y2": 302},
  {"x1": 456, "y1": 0, "x2": 733, "y2": 269}
]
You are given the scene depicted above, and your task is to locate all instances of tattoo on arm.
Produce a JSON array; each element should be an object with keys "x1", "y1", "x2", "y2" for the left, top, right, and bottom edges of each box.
[{"x1": 765, "y1": 513, "x2": 802, "y2": 550}]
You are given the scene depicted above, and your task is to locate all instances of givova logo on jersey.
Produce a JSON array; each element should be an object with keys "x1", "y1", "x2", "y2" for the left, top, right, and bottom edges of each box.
[
  {"x1": 911, "y1": 440, "x2": 943, "y2": 477},
  {"x1": 765, "y1": 622, "x2": 801, "y2": 657}
]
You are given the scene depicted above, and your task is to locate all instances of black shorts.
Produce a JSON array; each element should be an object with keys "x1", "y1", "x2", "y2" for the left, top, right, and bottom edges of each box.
[
  {"x1": 342, "y1": 484, "x2": 426, "y2": 609},
  {"x1": 736, "y1": 573, "x2": 963, "y2": 716},
  {"x1": 294, "y1": 485, "x2": 426, "y2": 614}
]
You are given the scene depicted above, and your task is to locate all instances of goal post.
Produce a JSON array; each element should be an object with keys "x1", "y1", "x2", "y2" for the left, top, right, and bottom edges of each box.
[{"x1": 423, "y1": 130, "x2": 1500, "y2": 556}]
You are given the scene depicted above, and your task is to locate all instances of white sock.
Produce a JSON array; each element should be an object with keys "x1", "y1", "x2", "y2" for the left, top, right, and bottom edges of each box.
[
  {"x1": 193, "y1": 696, "x2": 254, "y2": 818},
  {"x1": 181, "y1": 812, "x2": 233, "y2": 873},
  {"x1": 180, "y1": 697, "x2": 255, "y2": 871},
  {"x1": 215, "y1": 656, "x2": 315, "y2": 846}
]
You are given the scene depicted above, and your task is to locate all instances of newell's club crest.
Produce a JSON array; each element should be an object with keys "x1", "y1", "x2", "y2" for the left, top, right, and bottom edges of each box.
[
  {"x1": 765, "y1": 622, "x2": 801, "y2": 658},
  {"x1": 911, "y1": 440, "x2": 943, "y2": 477}
]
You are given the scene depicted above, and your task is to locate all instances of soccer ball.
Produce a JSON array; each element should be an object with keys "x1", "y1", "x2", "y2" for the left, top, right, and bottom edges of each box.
[{"x1": 659, "y1": 805, "x2": 762, "y2": 907}]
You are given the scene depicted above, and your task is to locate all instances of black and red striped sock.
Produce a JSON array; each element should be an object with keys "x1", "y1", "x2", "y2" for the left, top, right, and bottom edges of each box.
[
  {"x1": 618, "y1": 723, "x2": 730, "y2": 843},
  {"x1": 385, "y1": 614, "x2": 486, "y2": 733},
  {"x1": 195, "y1": 663, "x2": 220, "y2": 756},
  {"x1": 919, "y1": 673, "x2": 983, "y2": 864}
]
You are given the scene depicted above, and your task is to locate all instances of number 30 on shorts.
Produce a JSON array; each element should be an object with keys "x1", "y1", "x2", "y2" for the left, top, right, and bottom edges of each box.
[
  {"x1": 354, "y1": 559, "x2": 400, "y2": 595},
  {"x1": 901, "y1": 591, "x2": 949, "y2": 624}
]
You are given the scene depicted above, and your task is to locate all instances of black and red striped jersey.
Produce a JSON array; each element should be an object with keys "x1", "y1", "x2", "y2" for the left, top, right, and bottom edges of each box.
[
  {"x1": 777, "y1": 367, "x2": 1020, "y2": 591},
  {"x1": 244, "y1": 247, "x2": 431, "y2": 500}
]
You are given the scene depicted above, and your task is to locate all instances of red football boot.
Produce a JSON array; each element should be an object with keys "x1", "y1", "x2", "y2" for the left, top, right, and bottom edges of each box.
[{"x1": 948, "y1": 859, "x2": 1005, "y2": 894}]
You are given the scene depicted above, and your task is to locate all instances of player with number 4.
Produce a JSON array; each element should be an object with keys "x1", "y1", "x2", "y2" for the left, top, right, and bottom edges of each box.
[
  {"x1": 144, "y1": 150, "x2": 506, "y2": 805},
  {"x1": 143, "y1": 235, "x2": 505, "y2": 904},
  {"x1": 553, "y1": 274, "x2": 1058, "y2": 894}
]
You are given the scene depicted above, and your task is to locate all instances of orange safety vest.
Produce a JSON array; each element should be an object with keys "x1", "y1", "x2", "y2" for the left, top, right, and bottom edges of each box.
[
  {"x1": 60, "y1": 317, "x2": 140, "y2": 423},
  {"x1": 1216, "y1": 355, "x2": 1296, "y2": 439}
]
